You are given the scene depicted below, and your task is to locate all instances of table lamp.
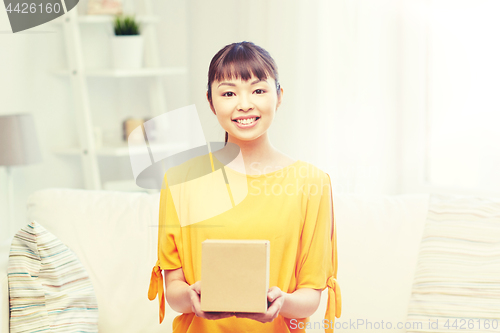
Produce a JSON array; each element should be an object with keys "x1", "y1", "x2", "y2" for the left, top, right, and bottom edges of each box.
[{"x1": 0, "y1": 113, "x2": 42, "y2": 240}]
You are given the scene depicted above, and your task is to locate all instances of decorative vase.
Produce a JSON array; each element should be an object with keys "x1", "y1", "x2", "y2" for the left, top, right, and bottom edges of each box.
[{"x1": 111, "y1": 35, "x2": 144, "y2": 69}]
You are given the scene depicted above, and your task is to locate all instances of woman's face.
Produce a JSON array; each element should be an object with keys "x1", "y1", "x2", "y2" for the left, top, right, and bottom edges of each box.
[{"x1": 208, "y1": 74, "x2": 283, "y2": 143}]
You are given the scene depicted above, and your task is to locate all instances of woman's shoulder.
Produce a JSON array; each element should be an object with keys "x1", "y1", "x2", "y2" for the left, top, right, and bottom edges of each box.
[
  {"x1": 293, "y1": 161, "x2": 332, "y2": 199},
  {"x1": 289, "y1": 158, "x2": 330, "y2": 182},
  {"x1": 262, "y1": 154, "x2": 331, "y2": 198}
]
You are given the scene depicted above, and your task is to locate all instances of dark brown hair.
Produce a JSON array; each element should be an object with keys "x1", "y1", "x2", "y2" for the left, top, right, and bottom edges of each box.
[{"x1": 207, "y1": 41, "x2": 281, "y2": 144}]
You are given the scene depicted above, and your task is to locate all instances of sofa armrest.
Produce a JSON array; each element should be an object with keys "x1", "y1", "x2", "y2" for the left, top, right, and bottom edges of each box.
[{"x1": 1, "y1": 237, "x2": 12, "y2": 333}]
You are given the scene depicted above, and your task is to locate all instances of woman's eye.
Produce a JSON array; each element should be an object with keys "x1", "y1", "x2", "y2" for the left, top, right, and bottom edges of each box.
[
  {"x1": 223, "y1": 92, "x2": 235, "y2": 97},
  {"x1": 254, "y1": 89, "x2": 265, "y2": 94}
]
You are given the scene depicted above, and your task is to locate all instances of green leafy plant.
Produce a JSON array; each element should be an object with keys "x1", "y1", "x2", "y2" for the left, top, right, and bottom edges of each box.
[{"x1": 113, "y1": 15, "x2": 140, "y2": 36}]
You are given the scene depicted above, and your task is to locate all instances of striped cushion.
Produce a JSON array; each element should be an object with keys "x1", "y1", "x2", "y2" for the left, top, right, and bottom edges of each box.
[
  {"x1": 406, "y1": 194, "x2": 500, "y2": 332},
  {"x1": 7, "y1": 221, "x2": 98, "y2": 332}
]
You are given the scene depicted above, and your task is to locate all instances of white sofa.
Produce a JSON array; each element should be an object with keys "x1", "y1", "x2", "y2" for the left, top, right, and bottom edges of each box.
[{"x1": 1, "y1": 189, "x2": 430, "y2": 333}]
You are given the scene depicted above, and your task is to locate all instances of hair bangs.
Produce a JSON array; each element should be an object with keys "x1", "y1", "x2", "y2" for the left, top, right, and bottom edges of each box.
[{"x1": 212, "y1": 46, "x2": 276, "y2": 84}]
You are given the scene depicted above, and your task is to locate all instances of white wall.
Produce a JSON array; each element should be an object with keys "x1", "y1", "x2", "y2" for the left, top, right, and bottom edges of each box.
[
  {"x1": 0, "y1": 9, "x2": 83, "y2": 239},
  {"x1": 400, "y1": 0, "x2": 500, "y2": 198},
  {"x1": 307, "y1": 0, "x2": 402, "y2": 195}
]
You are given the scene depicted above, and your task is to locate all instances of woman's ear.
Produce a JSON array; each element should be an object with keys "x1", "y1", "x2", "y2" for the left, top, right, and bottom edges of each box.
[
  {"x1": 276, "y1": 86, "x2": 284, "y2": 110},
  {"x1": 207, "y1": 91, "x2": 216, "y2": 115}
]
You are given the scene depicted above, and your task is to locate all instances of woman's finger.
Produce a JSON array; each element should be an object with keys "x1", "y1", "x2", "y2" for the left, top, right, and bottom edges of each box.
[
  {"x1": 267, "y1": 296, "x2": 282, "y2": 315},
  {"x1": 189, "y1": 286, "x2": 206, "y2": 318},
  {"x1": 235, "y1": 312, "x2": 258, "y2": 319},
  {"x1": 192, "y1": 281, "x2": 201, "y2": 295},
  {"x1": 190, "y1": 299, "x2": 205, "y2": 319},
  {"x1": 189, "y1": 288, "x2": 200, "y2": 305},
  {"x1": 235, "y1": 312, "x2": 270, "y2": 323},
  {"x1": 204, "y1": 312, "x2": 234, "y2": 320},
  {"x1": 267, "y1": 286, "x2": 282, "y2": 303}
]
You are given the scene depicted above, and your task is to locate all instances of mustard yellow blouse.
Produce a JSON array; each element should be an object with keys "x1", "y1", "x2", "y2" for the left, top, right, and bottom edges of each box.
[{"x1": 148, "y1": 153, "x2": 341, "y2": 332}]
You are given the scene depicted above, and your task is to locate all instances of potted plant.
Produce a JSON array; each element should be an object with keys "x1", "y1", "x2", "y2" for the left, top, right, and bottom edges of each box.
[{"x1": 111, "y1": 15, "x2": 143, "y2": 69}]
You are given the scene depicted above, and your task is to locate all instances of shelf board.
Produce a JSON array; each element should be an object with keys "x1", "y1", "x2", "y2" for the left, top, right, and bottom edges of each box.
[
  {"x1": 51, "y1": 15, "x2": 159, "y2": 24},
  {"x1": 54, "y1": 67, "x2": 187, "y2": 78},
  {"x1": 53, "y1": 142, "x2": 189, "y2": 157}
]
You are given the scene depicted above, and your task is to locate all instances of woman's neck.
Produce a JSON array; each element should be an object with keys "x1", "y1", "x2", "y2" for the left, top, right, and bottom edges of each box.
[
  {"x1": 218, "y1": 132, "x2": 281, "y2": 174},
  {"x1": 227, "y1": 133, "x2": 275, "y2": 162}
]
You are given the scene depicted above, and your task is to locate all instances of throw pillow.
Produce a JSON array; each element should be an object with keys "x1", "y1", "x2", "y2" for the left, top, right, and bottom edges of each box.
[{"x1": 8, "y1": 221, "x2": 98, "y2": 333}]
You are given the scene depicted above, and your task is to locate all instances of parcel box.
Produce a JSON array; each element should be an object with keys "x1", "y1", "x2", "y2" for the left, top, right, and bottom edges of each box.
[{"x1": 200, "y1": 239, "x2": 270, "y2": 313}]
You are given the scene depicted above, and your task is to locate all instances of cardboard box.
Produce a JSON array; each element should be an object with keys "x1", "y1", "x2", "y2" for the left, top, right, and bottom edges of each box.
[{"x1": 200, "y1": 239, "x2": 270, "y2": 313}]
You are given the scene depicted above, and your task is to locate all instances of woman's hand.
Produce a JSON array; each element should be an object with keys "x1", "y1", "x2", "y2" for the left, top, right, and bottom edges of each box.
[
  {"x1": 234, "y1": 286, "x2": 286, "y2": 323},
  {"x1": 188, "y1": 281, "x2": 235, "y2": 320}
]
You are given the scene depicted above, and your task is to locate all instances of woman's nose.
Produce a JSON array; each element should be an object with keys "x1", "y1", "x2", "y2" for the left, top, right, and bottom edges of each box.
[{"x1": 237, "y1": 93, "x2": 254, "y2": 111}]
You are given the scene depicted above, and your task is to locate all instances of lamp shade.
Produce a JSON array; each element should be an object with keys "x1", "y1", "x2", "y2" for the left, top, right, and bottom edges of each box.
[{"x1": 0, "y1": 113, "x2": 42, "y2": 166}]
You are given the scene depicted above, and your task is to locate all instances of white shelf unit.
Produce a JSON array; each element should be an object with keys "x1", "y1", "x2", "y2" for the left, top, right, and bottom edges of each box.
[
  {"x1": 55, "y1": 2, "x2": 186, "y2": 192},
  {"x1": 52, "y1": 14, "x2": 160, "y2": 24},
  {"x1": 54, "y1": 67, "x2": 187, "y2": 77},
  {"x1": 53, "y1": 141, "x2": 190, "y2": 157}
]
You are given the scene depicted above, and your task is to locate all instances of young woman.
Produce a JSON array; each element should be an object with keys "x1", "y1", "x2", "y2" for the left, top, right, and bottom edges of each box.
[{"x1": 148, "y1": 41, "x2": 341, "y2": 333}]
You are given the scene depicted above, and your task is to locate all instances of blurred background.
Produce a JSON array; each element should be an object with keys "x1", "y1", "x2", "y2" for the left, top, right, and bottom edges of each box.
[{"x1": 1, "y1": 0, "x2": 500, "y2": 237}]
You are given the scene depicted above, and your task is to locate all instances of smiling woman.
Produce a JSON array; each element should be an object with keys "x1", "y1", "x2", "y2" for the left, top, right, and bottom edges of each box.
[
  {"x1": 206, "y1": 42, "x2": 282, "y2": 146},
  {"x1": 147, "y1": 41, "x2": 341, "y2": 333}
]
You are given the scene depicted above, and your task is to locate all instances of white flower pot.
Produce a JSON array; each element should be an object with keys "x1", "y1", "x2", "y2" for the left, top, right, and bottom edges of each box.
[{"x1": 111, "y1": 35, "x2": 144, "y2": 69}]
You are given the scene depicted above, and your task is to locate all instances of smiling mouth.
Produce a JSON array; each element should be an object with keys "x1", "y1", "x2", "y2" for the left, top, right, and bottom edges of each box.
[{"x1": 232, "y1": 117, "x2": 260, "y2": 125}]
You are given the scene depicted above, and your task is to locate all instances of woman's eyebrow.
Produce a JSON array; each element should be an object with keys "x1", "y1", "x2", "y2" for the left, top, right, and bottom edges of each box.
[
  {"x1": 218, "y1": 82, "x2": 235, "y2": 88},
  {"x1": 217, "y1": 79, "x2": 267, "y2": 88},
  {"x1": 250, "y1": 79, "x2": 267, "y2": 85}
]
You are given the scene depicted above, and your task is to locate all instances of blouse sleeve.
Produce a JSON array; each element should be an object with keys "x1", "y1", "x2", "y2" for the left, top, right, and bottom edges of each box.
[
  {"x1": 296, "y1": 172, "x2": 341, "y2": 328},
  {"x1": 158, "y1": 173, "x2": 182, "y2": 270},
  {"x1": 148, "y1": 173, "x2": 183, "y2": 324}
]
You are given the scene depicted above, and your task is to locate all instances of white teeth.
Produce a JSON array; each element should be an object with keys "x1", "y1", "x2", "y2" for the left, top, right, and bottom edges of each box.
[{"x1": 236, "y1": 117, "x2": 257, "y2": 124}]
